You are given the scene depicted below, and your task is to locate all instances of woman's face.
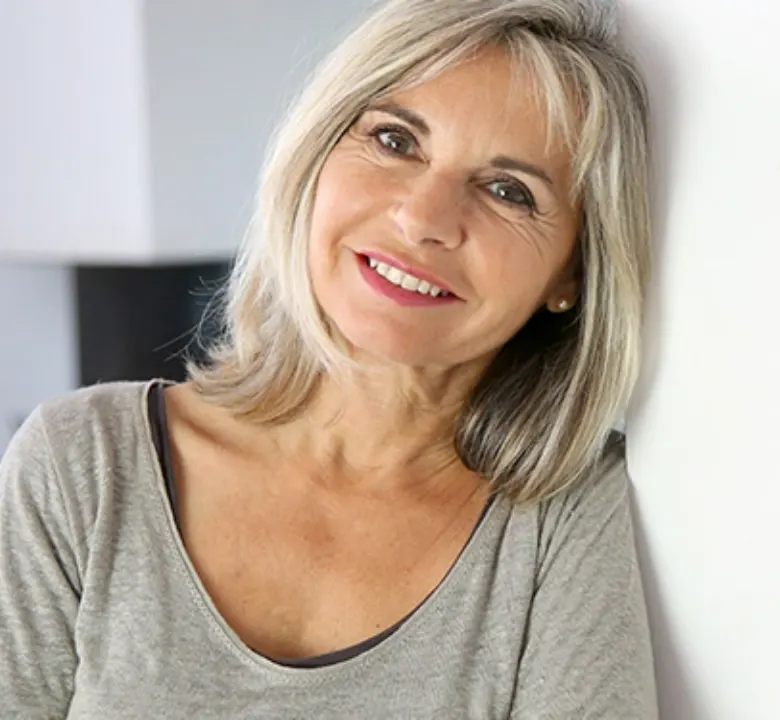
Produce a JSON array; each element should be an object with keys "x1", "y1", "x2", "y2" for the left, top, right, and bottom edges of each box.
[{"x1": 308, "y1": 46, "x2": 580, "y2": 370}]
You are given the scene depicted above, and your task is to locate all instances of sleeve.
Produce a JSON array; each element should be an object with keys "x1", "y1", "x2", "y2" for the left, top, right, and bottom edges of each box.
[
  {"x1": 510, "y1": 439, "x2": 658, "y2": 719},
  {"x1": 0, "y1": 407, "x2": 81, "y2": 718}
]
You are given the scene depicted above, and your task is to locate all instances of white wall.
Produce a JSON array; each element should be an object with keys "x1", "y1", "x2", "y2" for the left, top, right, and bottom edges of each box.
[
  {"x1": 0, "y1": 0, "x2": 374, "y2": 451},
  {"x1": 143, "y1": 0, "x2": 374, "y2": 259},
  {"x1": 621, "y1": 1, "x2": 780, "y2": 718},
  {"x1": 0, "y1": 0, "x2": 374, "y2": 263},
  {"x1": 0, "y1": 264, "x2": 76, "y2": 452},
  {"x1": 0, "y1": 0, "x2": 153, "y2": 260}
]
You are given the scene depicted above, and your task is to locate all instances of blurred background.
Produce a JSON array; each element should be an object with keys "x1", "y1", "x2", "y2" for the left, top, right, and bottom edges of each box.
[{"x1": 0, "y1": 0, "x2": 373, "y2": 450}]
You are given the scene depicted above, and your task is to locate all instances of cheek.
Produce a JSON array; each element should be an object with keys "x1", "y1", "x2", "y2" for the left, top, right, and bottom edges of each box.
[
  {"x1": 308, "y1": 158, "x2": 378, "y2": 295},
  {"x1": 309, "y1": 164, "x2": 346, "y2": 245},
  {"x1": 470, "y1": 232, "x2": 555, "y2": 304},
  {"x1": 311, "y1": 154, "x2": 385, "y2": 237},
  {"x1": 308, "y1": 166, "x2": 354, "y2": 284},
  {"x1": 465, "y1": 224, "x2": 578, "y2": 337}
]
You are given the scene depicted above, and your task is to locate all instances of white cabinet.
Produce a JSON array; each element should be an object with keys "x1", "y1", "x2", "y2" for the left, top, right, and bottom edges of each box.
[{"x1": 0, "y1": 0, "x2": 372, "y2": 263}]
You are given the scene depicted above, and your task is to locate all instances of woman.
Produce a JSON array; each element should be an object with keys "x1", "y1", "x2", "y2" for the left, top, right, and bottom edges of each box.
[{"x1": 0, "y1": 0, "x2": 657, "y2": 717}]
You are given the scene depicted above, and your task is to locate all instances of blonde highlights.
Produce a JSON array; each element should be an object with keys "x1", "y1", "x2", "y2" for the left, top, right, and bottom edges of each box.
[{"x1": 189, "y1": 0, "x2": 652, "y2": 504}]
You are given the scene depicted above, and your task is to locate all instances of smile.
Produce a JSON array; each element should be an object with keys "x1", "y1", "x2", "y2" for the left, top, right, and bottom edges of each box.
[
  {"x1": 365, "y1": 257, "x2": 450, "y2": 298},
  {"x1": 356, "y1": 253, "x2": 459, "y2": 308}
]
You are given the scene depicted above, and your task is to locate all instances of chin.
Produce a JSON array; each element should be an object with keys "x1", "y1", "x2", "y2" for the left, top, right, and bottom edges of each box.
[{"x1": 334, "y1": 314, "x2": 442, "y2": 367}]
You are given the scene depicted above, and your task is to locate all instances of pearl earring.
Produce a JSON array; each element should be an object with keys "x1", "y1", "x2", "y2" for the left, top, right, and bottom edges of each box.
[{"x1": 557, "y1": 299, "x2": 570, "y2": 311}]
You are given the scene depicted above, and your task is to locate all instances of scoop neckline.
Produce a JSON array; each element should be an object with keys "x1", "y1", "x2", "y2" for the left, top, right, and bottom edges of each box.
[{"x1": 135, "y1": 379, "x2": 509, "y2": 680}]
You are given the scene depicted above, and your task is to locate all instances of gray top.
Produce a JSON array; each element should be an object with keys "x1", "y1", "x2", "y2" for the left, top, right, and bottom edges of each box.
[{"x1": 0, "y1": 382, "x2": 657, "y2": 719}]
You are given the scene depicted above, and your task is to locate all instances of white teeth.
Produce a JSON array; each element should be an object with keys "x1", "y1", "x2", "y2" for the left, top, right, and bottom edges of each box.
[
  {"x1": 386, "y1": 267, "x2": 404, "y2": 285},
  {"x1": 366, "y1": 257, "x2": 449, "y2": 298},
  {"x1": 401, "y1": 274, "x2": 420, "y2": 291}
]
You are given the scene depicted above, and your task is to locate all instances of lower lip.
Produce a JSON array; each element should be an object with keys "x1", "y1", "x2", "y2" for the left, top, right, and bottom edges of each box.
[{"x1": 356, "y1": 254, "x2": 459, "y2": 308}]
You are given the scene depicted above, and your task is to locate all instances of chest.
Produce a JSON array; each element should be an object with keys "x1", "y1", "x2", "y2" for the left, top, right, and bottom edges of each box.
[
  {"x1": 175, "y1": 470, "x2": 489, "y2": 661},
  {"x1": 68, "y1": 494, "x2": 527, "y2": 720},
  {"x1": 67, "y1": 444, "x2": 532, "y2": 720}
]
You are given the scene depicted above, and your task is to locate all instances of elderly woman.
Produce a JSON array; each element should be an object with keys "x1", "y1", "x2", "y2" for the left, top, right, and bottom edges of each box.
[{"x1": 0, "y1": 0, "x2": 657, "y2": 717}]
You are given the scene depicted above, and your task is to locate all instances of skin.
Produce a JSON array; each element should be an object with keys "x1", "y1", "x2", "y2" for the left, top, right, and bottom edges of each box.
[
  {"x1": 164, "y1": 46, "x2": 581, "y2": 659},
  {"x1": 303, "y1": 45, "x2": 580, "y2": 483}
]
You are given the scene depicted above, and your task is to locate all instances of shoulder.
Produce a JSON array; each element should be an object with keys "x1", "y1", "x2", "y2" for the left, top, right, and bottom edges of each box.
[
  {"x1": 495, "y1": 431, "x2": 629, "y2": 572},
  {"x1": 38, "y1": 379, "x2": 159, "y2": 485},
  {"x1": 2, "y1": 381, "x2": 159, "y2": 529},
  {"x1": 507, "y1": 433, "x2": 657, "y2": 715},
  {"x1": 504, "y1": 431, "x2": 628, "y2": 519},
  {"x1": 5, "y1": 381, "x2": 154, "y2": 466},
  {"x1": 35, "y1": 380, "x2": 153, "y2": 438},
  {"x1": 542, "y1": 430, "x2": 628, "y2": 522},
  {"x1": 0, "y1": 381, "x2": 163, "y2": 586},
  {"x1": 528, "y1": 431, "x2": 633, "y2": 579}
]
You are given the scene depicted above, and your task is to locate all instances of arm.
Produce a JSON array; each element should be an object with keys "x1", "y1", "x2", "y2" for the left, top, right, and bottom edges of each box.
[
  {"x1": 511, "y1": 439, "x2": 658, "y2": 719},
  {"x1": 0, "y1": 408, "x2": 80, "y2": 717}
]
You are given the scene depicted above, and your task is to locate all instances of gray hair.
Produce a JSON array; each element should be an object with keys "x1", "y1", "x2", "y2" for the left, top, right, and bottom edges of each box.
[{"x1": 189, "y1": 0, "x2": 652, "y2": 504}]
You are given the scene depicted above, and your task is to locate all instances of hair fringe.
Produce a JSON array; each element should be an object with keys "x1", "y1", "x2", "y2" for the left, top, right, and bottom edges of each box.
[{"x1": 188, "y1": 0, "x2": 652, "y2": 505}]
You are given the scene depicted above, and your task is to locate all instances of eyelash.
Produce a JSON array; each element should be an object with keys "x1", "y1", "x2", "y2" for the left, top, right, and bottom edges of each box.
[
  {"x1": 368, "y1": 124, "x2": 418, "y2": 157},
  {"x1": 366, "y1": 123, "x2": 538, "y2": 215},
  {"x1": 484, "y1": 178, "x2": 538, "y2": 214}
]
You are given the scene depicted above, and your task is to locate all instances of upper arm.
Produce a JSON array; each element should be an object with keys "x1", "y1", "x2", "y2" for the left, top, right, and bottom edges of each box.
[
  {"x1": 511, "y1": 439, "x2": 658, "y2": 719},
  {"x1": 0, "y1": 408, "x2": 80, "y2": 717}
]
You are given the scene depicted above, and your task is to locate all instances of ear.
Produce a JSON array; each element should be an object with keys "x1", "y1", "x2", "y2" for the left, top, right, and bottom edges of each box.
[
  {"x1": 544, "y1": 263, "x2": 581, "y2": 314},
  {"x1": 545, "y1": 281, "x2": 579, "y2": 313}
]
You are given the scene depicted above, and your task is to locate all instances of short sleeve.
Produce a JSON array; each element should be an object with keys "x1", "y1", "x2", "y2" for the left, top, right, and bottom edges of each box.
[
  {"x1": 0, "y1": 408, "x2": 80, "y2": 717},
  {"x1": 510, "y1": 437, "x2": 658, "y2": 719}
]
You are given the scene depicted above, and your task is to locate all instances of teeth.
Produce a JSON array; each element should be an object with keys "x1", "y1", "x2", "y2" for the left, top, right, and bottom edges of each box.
[
  {"x1": 401, "y1": 274, "x2": 420, "y2": 291},
  {"x1": 386, "y1": 267, "x2": 404, "y2": 285},
  {"x1": 366, "y1": 257, "x2": 448, "y2": 297}
]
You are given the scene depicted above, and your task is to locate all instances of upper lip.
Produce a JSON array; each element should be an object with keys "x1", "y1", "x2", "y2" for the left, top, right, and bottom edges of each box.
[{"x1": 357, "y1": 250, "x2": 460, "y2": 297}]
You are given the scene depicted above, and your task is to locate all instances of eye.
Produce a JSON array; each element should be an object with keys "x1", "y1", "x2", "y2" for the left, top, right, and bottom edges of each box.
[
  {"x1": 485, "y1": 178, "x2": 538, "y2": 213},
  {"x1": 369, "y1": 125, "x2": 418, "y2": 157}
]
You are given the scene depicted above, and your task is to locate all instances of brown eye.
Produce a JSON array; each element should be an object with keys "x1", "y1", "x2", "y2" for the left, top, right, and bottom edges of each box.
[
  {"x1": 485, "y1": 179, "x2": 538, "y2": 213},
  {"x1": 370, "y1": 125, "x2": 418, "y2": 157}
]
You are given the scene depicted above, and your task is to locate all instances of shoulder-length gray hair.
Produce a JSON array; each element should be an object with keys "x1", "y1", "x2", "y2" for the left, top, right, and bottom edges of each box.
[{"x1": 190, "y1": 0, "x2": 652, "y2": 505}]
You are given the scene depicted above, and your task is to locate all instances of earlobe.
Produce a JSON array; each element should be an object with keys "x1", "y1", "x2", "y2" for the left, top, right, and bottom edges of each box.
[
  {"x1": 544, "y1": 243, "x2": 583, "y2": 314},
  {"x1": 545, "y1": 275, "x2": 580, "y2": 313},
  {"x1": 547, "y1": 297, "x2": 575, "y2": 313}
]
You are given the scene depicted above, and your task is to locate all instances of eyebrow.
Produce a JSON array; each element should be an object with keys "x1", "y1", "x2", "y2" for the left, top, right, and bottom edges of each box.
[
  {"x1": 490, "y1": 155, "x2": 554, "y2": 187},
  {"x1": 367, "y1": 101, "x2": 431, "y2": 135},
  {"x1": 365, "y1": 101, "x2": 555, "y2": 187}
]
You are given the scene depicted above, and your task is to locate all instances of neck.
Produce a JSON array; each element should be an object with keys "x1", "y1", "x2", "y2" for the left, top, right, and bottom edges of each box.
[{"x1": 268, "y1": 360, "x2": 486, "y2": 494}]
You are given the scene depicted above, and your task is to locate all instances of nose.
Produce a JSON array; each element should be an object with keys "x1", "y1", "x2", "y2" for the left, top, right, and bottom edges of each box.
[{"x1": 391, "y1": 171, "x2": 468, "y2": 250}]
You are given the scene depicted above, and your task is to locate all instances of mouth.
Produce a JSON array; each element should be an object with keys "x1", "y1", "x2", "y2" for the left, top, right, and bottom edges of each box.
[
  {"x1": 355, "y1": 252, "x2": 461, "y2": 307},
  {"x1": 357, "y1": 252, "x2": 458, "y2": 300}
]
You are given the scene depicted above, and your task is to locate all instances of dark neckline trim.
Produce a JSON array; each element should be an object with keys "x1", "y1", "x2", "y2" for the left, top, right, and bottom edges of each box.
[{"x1": 143, "y1": 380, "x2": 498, "y2": 672}]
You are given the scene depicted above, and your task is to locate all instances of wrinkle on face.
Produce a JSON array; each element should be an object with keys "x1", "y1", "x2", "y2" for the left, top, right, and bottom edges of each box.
[{"x1": 309, "y1": 45, "x2": 581, "y2": 370}]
